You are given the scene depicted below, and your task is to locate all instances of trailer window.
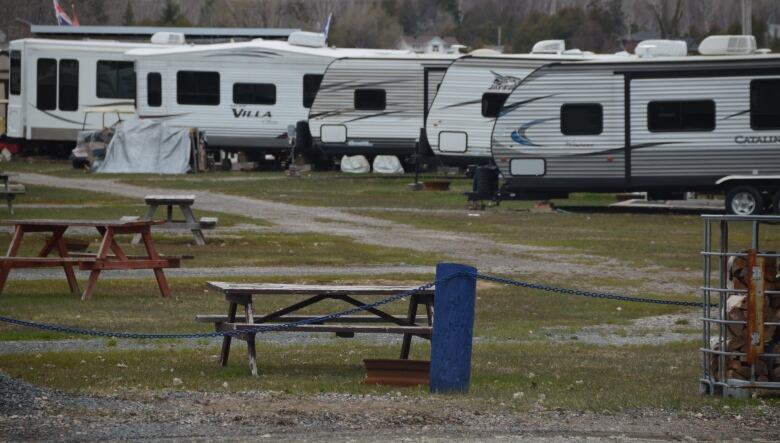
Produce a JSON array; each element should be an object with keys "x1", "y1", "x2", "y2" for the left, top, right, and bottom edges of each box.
[
  {"x1": 647, "y1": 100, "x2": 714, "y2": 132},
  {"x1": 303, "y1": 74, "x2": 323, "y2": 108},
  {"x1": 36, "y1": 58, "x2": 57, "y2": 111},
  {"x1": 58, "y1": 59, "x2": 78, "y2": 111},
  {"x1": 177, "y1": 71, "x2": 219, "y2": 105},
  {"x1": 10, "y1": 50, "x2": 21, "y2": 95},
  {"x1": 354, "y1": 89, "x2": 386, "y2": 111},
  {"x1": 96, "y1": 61, "x2": 136, "y2": 99},
  {"x1": 750, "y1": 79, "x2": 780, "y2": 130},
  {"x1": 481, "y1": 93, "x2": 509, "y2": 118},
  {"x1": 233, "y1": 83, "x2": 276, "y2": 105},
  {"x1": 147, "y1": 73, "x2": 162, "y2": 107},
  {"x1": 561, "y1": 103, "x2": 603, "y2": 135}
]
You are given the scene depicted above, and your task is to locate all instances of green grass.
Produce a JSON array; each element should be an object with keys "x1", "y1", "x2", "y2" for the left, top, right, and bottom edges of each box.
[
  {"x1": 0, "y1": 340, "x2": 752, "y2": 411},
  {"x1": 0, "y1": 276, "x2": 688, "y2": 342},
  {"x1": 352, "y1": 210, "x2": 780, "y2": 271},
  {"x1": 0, "y1": 184, "x2": 266, "y2": 227}
]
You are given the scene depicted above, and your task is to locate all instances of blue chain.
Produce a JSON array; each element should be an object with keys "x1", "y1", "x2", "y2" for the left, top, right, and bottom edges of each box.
[
  {"x1": 476, "y1": 272, "x2": 706, "y2": 307},
  {"x1": 0, "y1": 280, "x2": 439, "y2": 339},
  {"x1": 0, "y1": 270, "x2": 706, "y2": 339}
]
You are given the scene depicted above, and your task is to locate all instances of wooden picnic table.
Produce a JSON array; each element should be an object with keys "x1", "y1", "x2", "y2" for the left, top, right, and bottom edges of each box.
[
  {"x1": 0, "y1": 219, "x2": 181, "y2": 300},
  {"x1": 0, "y1": 172, "x2": 24, "y2": 214},
  {"x1": 131, "y1": 195, "x2": 216, "y2": 246},
  {"x1": 200, "y1": 283, "x2": 435, "y2": 376}
]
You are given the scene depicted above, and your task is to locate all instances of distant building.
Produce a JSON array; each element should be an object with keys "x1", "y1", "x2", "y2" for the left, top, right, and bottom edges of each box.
[{"x1": 397, "y1": 35, "x2": 462, "y2": 54}]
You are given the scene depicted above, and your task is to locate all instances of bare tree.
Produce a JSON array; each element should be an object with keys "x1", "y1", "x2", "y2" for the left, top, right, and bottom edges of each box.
[{"x1": 644, "y1": 0, "x2": 685, "y2": 37}]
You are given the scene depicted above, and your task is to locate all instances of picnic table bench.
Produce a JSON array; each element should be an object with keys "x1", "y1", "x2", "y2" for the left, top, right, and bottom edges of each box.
[
  {"x1": 200, "y1": 282, "x2": 435, "y2": 376},
  {"x1": 131, "y1": 195, "x2": 217, "y2": 246},
  {"x1": 0, "y1": 219, "x2": 182, "y2": 300},
  {"x1": 0, "y1": 172, "x2": 25, "y2": 214}
]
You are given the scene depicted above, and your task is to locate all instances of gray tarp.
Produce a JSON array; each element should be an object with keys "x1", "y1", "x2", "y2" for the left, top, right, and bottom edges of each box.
[{"x1": 95, "y1": 119, "x2": 191, "y2": 174}]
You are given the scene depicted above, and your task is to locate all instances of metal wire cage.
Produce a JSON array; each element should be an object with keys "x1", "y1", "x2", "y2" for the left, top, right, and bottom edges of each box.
[{"x1": 701, "y1": 214, "x2": 780, "y2": 398}]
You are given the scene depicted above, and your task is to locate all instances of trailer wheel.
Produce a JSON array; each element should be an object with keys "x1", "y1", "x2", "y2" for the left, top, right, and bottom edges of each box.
[
  {"x1": 726, "y1": 186, "x2": 763, "y2": 215},
  {"x1": 773, "y1": 191, "x2": 780, "y2": 215}
]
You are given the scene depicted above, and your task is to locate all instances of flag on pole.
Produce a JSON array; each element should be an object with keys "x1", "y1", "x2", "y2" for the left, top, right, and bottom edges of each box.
[
  {"x1": 322, "y1": 13, "x2": 333, "y2": 44},
  {"x1": 53, "y1": 0, "x2": 77, "y2": 26},
  {"x1": 70, "y1": 2, "x2": 81, "y2": 26}
]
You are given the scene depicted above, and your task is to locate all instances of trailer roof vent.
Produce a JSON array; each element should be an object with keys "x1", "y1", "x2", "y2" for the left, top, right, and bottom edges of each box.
[
  {"x1": 636, "y1": 40, "x2": 688, "y2": 57},
  {"x1": 469, "y1": 48, "x2": 501, "y2": 56},
  {"x1": 287, "y1": 31, "x2": 327, "y2": 48},
  {"x1": 531, "y1": 40, "x2": 565, "y2": 54},
  {"x1": 150, "y1": 32, "x2": 186, "y2": 45},
  {"x1": 699, "y1": 35, "x2": 756, "y2": 55}
]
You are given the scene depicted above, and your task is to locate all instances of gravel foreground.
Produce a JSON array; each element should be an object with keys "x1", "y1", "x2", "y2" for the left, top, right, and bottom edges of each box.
[{"x1": 2, "y1": 371, "x2": 779, "y2": 442}]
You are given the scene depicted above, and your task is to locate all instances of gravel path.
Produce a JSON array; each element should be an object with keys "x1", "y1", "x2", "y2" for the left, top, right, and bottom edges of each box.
[
  {"x1": 1, "y1": 370, "x2": 778, "y2": 442},
  {"x1": 16, "y1": 173, "x2": 697, "y2": 296}
]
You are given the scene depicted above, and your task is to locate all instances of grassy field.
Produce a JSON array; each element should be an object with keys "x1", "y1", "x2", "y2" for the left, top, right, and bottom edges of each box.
[
  {"x1": 0, "y1": 276, "x2": 713, "y2": 410},
  {"x1": 2, "y1": 160, "x2": 776, "y2": 414}
]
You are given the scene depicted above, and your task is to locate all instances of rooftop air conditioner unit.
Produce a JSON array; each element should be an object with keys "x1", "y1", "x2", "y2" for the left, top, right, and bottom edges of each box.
[
  {"x1": 531, "y1": 40, "x2": 565, "y2": 54},
  {"x1": 635, "y1": 40, "x2": 688, "y2": 57},
  {"x1": 287, "y1": 31, "x2": 327, "y2": 48},
  {"x1": 150, "y1": 32, "x2": 186, "y2": 45},
  {"x1": 698, "y1": 35, "x2": 756, "y2": 55}
]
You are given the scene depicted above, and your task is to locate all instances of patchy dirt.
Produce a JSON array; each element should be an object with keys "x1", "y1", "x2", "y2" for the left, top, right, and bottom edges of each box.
[
  {"x1": 1, "y1": 370, "x2": 778, "y2": 442},
  {"x1": 544, "y1": 311, "x2": 701, "y2": 346},
  {"x1": 16, "y1": 173, "x2": 697, "y2": 296}
]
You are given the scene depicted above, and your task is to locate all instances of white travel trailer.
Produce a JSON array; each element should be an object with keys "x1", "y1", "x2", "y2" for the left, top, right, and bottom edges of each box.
[
  {"x1": 490, "y1": 36, "x2": 780, "y2": 215},
  {"x1": 1, "y1": 50, "x2": 8, "y2": 136},
  {"x1": 426, "y1": 51, "x2": 624, "y2": 166},
  {"x1": 307, "y1": 54, "x2": 457, "y2": 162},
  {"x1": 5, "y1": 38, "x2": 170, "y2": 149},
  {"x1": 130, "y1": 33, "x2": 405, "y2": 161}
]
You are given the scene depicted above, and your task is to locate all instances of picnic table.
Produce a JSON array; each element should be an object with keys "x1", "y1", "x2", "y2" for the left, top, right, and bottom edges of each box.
[
  {"x1": 0, "y1": 172, "x2": 25, "y2": 214},
  {"x1": 199, "y1": 283, "x2": 435, "y2": 376},
  {"x1": 0, "y1": 219, "x2": 182, "y2": 300},
  {"x1": 131, "y1": 195, "x2": 217, "y2": 246}
]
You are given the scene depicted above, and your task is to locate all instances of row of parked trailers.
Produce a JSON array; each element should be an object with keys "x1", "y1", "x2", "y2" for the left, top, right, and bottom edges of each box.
[{"x1": 3, "y1": 32, "x2": 780, "y2": 215}]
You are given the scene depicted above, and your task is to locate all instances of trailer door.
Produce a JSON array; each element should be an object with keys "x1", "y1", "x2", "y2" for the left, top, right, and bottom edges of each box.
[{"x1": 423, "y1": 67, "x2": 447, "y2": 121}]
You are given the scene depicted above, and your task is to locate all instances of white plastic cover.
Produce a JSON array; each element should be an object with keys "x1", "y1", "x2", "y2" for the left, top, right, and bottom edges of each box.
[
  {"x1": 340, "y1": 155, "x2": 370, "y2": 174},
  {"x1": 372, "y1": 155, "x2": 404, "y2": 174},
  {"x1": 95, "y1": 119, "x2": 191, "y2": 174}
]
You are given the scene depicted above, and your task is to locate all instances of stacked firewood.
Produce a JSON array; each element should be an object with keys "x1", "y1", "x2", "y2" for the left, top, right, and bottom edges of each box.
[{"x1": 710, "y1": 255, "x2": 780, "y2": 382}]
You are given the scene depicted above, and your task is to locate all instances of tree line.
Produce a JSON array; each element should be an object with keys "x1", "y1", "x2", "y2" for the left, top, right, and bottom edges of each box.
[{"x1": 1, "y1": 0, "x2": 779, "y2": 52}]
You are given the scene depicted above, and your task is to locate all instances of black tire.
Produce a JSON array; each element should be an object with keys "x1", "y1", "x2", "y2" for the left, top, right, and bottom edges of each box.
[
  {"x1": 773, "y1": 191, "x2": 780, "y2": 215},
  {"x1": 726, "y1": 186, "x2": 763, "y2": 215}
]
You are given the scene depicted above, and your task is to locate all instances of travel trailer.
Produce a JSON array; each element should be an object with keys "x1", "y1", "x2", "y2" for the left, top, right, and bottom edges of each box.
[
  {"x1": 426, "y1": 49, "x2": 624, "y2": 167},
  {"x1": 5, "y1": 38, "x2": 172, "y2": 151},
  {"x1": 489, "y1": 36, "x2": 780, "y2": 215},
  {"x1": 1, "y1": 50, "x2": 8, "y2": 136},
  {"x1": 307, "y1": 54, "x2": 457, "y2": 163},
  {"x1": 130, "y1": 32, "x2": 405, "y2": 163}
]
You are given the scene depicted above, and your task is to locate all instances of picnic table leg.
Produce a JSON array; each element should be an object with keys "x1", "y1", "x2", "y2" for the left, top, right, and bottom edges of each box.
[
  {"x1": 244, "y1": 300, "x2": 258, "y2": 376},
  {"x1": 82, "y1": 227, "x2": 114, "y2": 300},
  {"x1": 0, "y1": 225, "x2": 25, "y2": 294},
  {"x1": 220, "y1": 302, "x2": 238, "y2": 367},
  {"x1": 132, "y1": 204, "x2": 158, "y2": 245},
  {"x1": 140, "y1": 229, "x2": 172, "y2": 299},
  {"x1": 6, "y1": 195, "x2": 14, "y2": 215},
  {"x1": 400, "y1": 295, "x2": 421, "y2": 359},
  {"x1": 45, "y1": 228, "x2": 80, "y2": 295},
  {"x1": 181, "y1": 205, "x2": 206, "y2": 246}
]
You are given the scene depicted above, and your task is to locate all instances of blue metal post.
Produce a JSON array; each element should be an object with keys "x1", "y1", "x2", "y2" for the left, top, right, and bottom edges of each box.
[{"x1": 430, "y1": 262, "x2": 477, "y2": 393}]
